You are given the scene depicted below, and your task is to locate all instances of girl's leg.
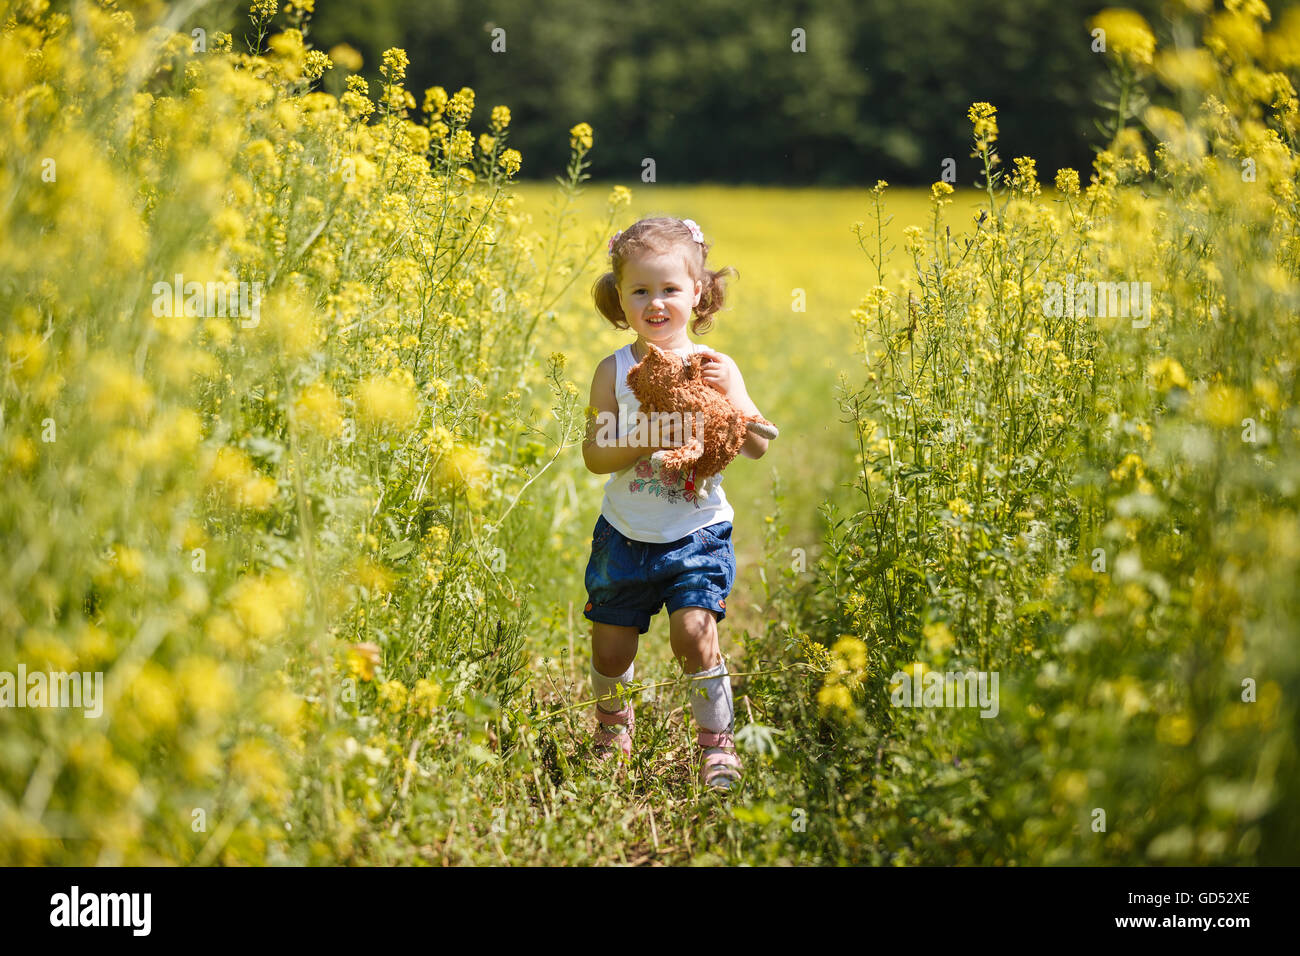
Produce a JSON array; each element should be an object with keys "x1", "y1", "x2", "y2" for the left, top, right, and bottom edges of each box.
[
  {"x1": 670, "y1": 606, "x2": 741, "y2": 788},
  {"x1": 669, "y1": 609, "x2": 727, "y2": 726},
  {"x1": 590, "y1": 621, "x2": 640, "y2": 759},
  {"x1": 591, "y1": 620, "x2": 640, "y2": 678},
  {"x1": 667, "y1": 606, "x2": 719, "y2": 673}
]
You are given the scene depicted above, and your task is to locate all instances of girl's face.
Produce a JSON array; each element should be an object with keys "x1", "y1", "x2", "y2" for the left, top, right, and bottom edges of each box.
[{"x1": 617, "y1": 251, "x2": 702, "y2": 349}]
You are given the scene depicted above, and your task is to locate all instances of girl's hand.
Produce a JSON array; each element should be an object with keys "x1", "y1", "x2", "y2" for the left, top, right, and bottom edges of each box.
[{"x1": 698, "y1": 350, "x2": 735, "y2": 395}]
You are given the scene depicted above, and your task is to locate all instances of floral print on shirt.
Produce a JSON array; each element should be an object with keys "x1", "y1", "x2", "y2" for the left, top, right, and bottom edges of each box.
[{"x1": 627, "y1": 457, "x2": 702, "y2": 506}]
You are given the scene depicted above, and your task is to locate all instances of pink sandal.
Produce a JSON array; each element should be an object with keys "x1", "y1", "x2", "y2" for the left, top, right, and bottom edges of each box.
[
  {"x1": 698, "y1": 728, "x2": 743, "y2": 789},
  {"x1": 593, "y1": 702, "x2": 634, "y2": 760}
]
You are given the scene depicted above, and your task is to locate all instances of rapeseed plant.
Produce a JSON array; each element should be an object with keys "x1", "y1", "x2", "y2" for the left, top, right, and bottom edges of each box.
[{"x1": 0, "y1": 0, "x2": 597, "y2": 864}]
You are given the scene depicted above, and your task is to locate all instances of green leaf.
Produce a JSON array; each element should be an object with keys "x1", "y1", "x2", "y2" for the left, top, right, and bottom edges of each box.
[{"x1": 386, "y1": 539, "x2": 416, "y2": 560}]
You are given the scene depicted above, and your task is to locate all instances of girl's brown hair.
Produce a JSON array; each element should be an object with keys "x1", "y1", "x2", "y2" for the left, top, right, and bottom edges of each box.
[{"x1": 591, "y1": 216, "x2": 737, "y2": 335}]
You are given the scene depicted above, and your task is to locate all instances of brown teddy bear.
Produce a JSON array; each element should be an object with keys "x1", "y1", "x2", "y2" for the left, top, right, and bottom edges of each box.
[{"x1": 626, "y1": 342, "x2": 778, "y2": 497}]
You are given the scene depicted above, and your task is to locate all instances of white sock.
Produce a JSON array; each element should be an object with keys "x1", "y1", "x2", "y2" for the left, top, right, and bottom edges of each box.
[
  {"x1": 591, "y1": 661, "x2": 634, "y2": 714},
  {"x1": 687, "y1": 660, "x2": 734, "y2": 734}
]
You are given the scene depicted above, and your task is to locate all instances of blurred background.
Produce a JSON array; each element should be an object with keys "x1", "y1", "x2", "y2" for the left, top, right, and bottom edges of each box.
[{"x1": 293, "y1": 0, "x2": 1181, "y2": 186}]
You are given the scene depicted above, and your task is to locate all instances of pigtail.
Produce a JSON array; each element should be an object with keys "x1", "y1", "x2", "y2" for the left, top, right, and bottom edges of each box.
[
  {"x1": 690, "y1": 264, "x2": 738, "y2": 335},
  {"x1": 591, "y1": 271, "x2": 628, "y2": 329}
]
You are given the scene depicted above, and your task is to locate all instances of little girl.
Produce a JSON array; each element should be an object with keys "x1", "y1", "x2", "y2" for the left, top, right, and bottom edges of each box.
[{"x1": 580, "y1": 216, "x2": 771, "y2": 790}]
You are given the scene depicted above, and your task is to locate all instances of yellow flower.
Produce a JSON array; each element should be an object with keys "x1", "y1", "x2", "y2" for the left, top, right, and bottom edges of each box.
[
  {"x1": 112, "y1": 546, "x2": 145, "y2": 580},
  {"x1": 227, "y1": 571, "x2": 305, "y2": 640},
  {"x1": 329, "y1": 43, "x2": 364, "y2": 72},
  {"x1": 1090, "y1": 9, "x2": 1156, "y2": 68},
  {"x1": 206, "y1": 614, "x2": 244, "y2": 653},
  {"x1": 183, "y1": 740, "x2": 222, "y2": 781},
  {"x1": 380, "y1": 47, "x2": 409, "y2": 83},
  {"x1": 1205, "y1": 8, "x2": 1266, "y2": 64},
  {"x1": 1110, "y1": 452, "x2": 1146, "y2": 482},
  {"x1": 356, "y1": 371, "x2": 419, "y2": 431},
  {"x1": 948, "y1": 497, "x2": 973, "y2": 518},
  {"x1": 88, "y1": 355, "x2": 153, "y2": 423},
  {"x1": 76, "y1": 623, "x2": 113, "y2": 662},
  {"x1": 609, "y1": 184, "x2": 632, "y2": 207},
  {"x1": 1054, "y1": 168, "x2": 1081, "y2": 196},
  {"x1": 256, "y1": 687, "x2": 304, "y2": 734},
  {"x1": 447, "y1": 128, "x2": 474, "y2": 163},
  {"x1": 1111, "y1": 127, "x2": 1150, "y2": 175},
  {"x1": 435, "y1": 442, "x2": 491, "y2": 497},
  {"x1": 6, "y1": 331, "x2": 46, "y2": 380},
  {"x1": 412, "y1": 678, "x2": 442, "y2": 716},
  {"x1": 341, "y1": 76, "x2": 374, "y2": 120},
  {"x1": 1266, "y1": 7, "x2": 1300, "y2": 69},
  {"x1": 1011, "y1": 156, "x2": 1041, "y2": 196},
  {"x1": 968, "y1": 102, "x2": 998, "y2": 151},
  {"x1": 1253, "y1": 377, "x2": 1280, "y2": 410},
  {"x1": 294, "y1": 381, "x2": 343, "y2": 438},
  {"x1": 249, "y1": 0, "x2": 277, "y2": 25},
  {"x1": 258, "y1": 286, "x2": 320, "y2": 356},
  {"x1": 1156, "y1": 712, "x2": 1195, "y2": 746},
  {"x1": 347, "y1": 642, "x2": 382, "y2": 681},
  {"x1": 422, "y1": 85, "x2": 448, "y2": 116},
  {"x1": 239, "y1": 474, "x2": 278, "y2": 509},
  {"x1": 490, "y1": 105, "x2": 511, "y2": 130},
  {"x1": 831, "y1": 636, "x2": 868, "y2": 673},
  {"x1": 204, "y1": 445, "x2": 278, "y2": 510},
  {"x1": 930, "y1": 180, "x2": 955, "y2": 202},
  {"x1": 923, "y1": 621, "x2": 955, "y2": 656},
  {"x1": 499, "y1": 148, "x2": 522, "y2": 176},
  {"x1": 1052, "y1": 770, "x2": 1089, "y2": 803},
  {"x1": 353, "y1": 556, "x2": 394, "y2": 596},
  {"x1": 816, "y1": 683, "x2": 853, "y2": 714},
  {"x1": 268, "y1": 28, "x2": 306, "y2": 81},
  {"x1": 1155, "y1": 48, "x2": 1218, "y2": 89},
  {"x1": 447, "y1": 86, "x2": 475, "y2": 123},
  {"x1": 176, "y1": 657, "x2": 236, "y2": 722},
  {"x1": 1147, "y1": 356, "x2": 1188, "y2": 390},
  {"x1": 231, "y1": 739, "x2": 289, "y2": 807},
  {"x1": 1197, "y1": 383, "x2": 1248, "y2": 428},
  {"x1": 378, "y1": 679, "x2": 408, "y2": 714},
  {"x1": 569, "y1": 122, "x2": 594, "y2": 150},
  {"x1": 424, "y1": 424, "x2": 455, "y2": 453},
  {"x1": 129, "y1": 663, "x2": 178, "y2": 732}
]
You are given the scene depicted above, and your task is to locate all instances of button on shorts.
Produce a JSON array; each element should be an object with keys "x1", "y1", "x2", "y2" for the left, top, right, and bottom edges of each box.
[{"x1": 582, "y1": 514, "x2": 735, "y2": 635}]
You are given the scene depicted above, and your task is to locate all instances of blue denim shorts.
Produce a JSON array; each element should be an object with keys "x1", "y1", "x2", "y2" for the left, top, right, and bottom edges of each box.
[{"x1": 583, "y1": 514, "x2": 736, "y2": 635}]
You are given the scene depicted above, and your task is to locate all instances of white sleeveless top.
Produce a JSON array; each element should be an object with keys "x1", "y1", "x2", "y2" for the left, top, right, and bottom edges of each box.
[{"x1": 600, "y1": 342, "x2": 735, "y2": 543}]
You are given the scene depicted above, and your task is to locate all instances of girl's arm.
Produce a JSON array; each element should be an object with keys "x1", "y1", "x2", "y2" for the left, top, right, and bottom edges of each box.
[
  {"x1": 701, "y1": 352, "x2": 769, "y2": 460},
  {"x1": 582, "y1": 356, "x2": 675, "y2": 474}
]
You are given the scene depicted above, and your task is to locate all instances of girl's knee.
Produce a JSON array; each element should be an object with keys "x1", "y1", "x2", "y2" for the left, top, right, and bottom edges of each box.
[
  {"x1": 670, "y1": 606, "x2": 714, "y2": 636},
  {"x1": 591, "y1": 622, "x2": 639, "y2": 673},
  {"x1": 669, "y1": 608, "x2": 719, "y2": 666}
]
